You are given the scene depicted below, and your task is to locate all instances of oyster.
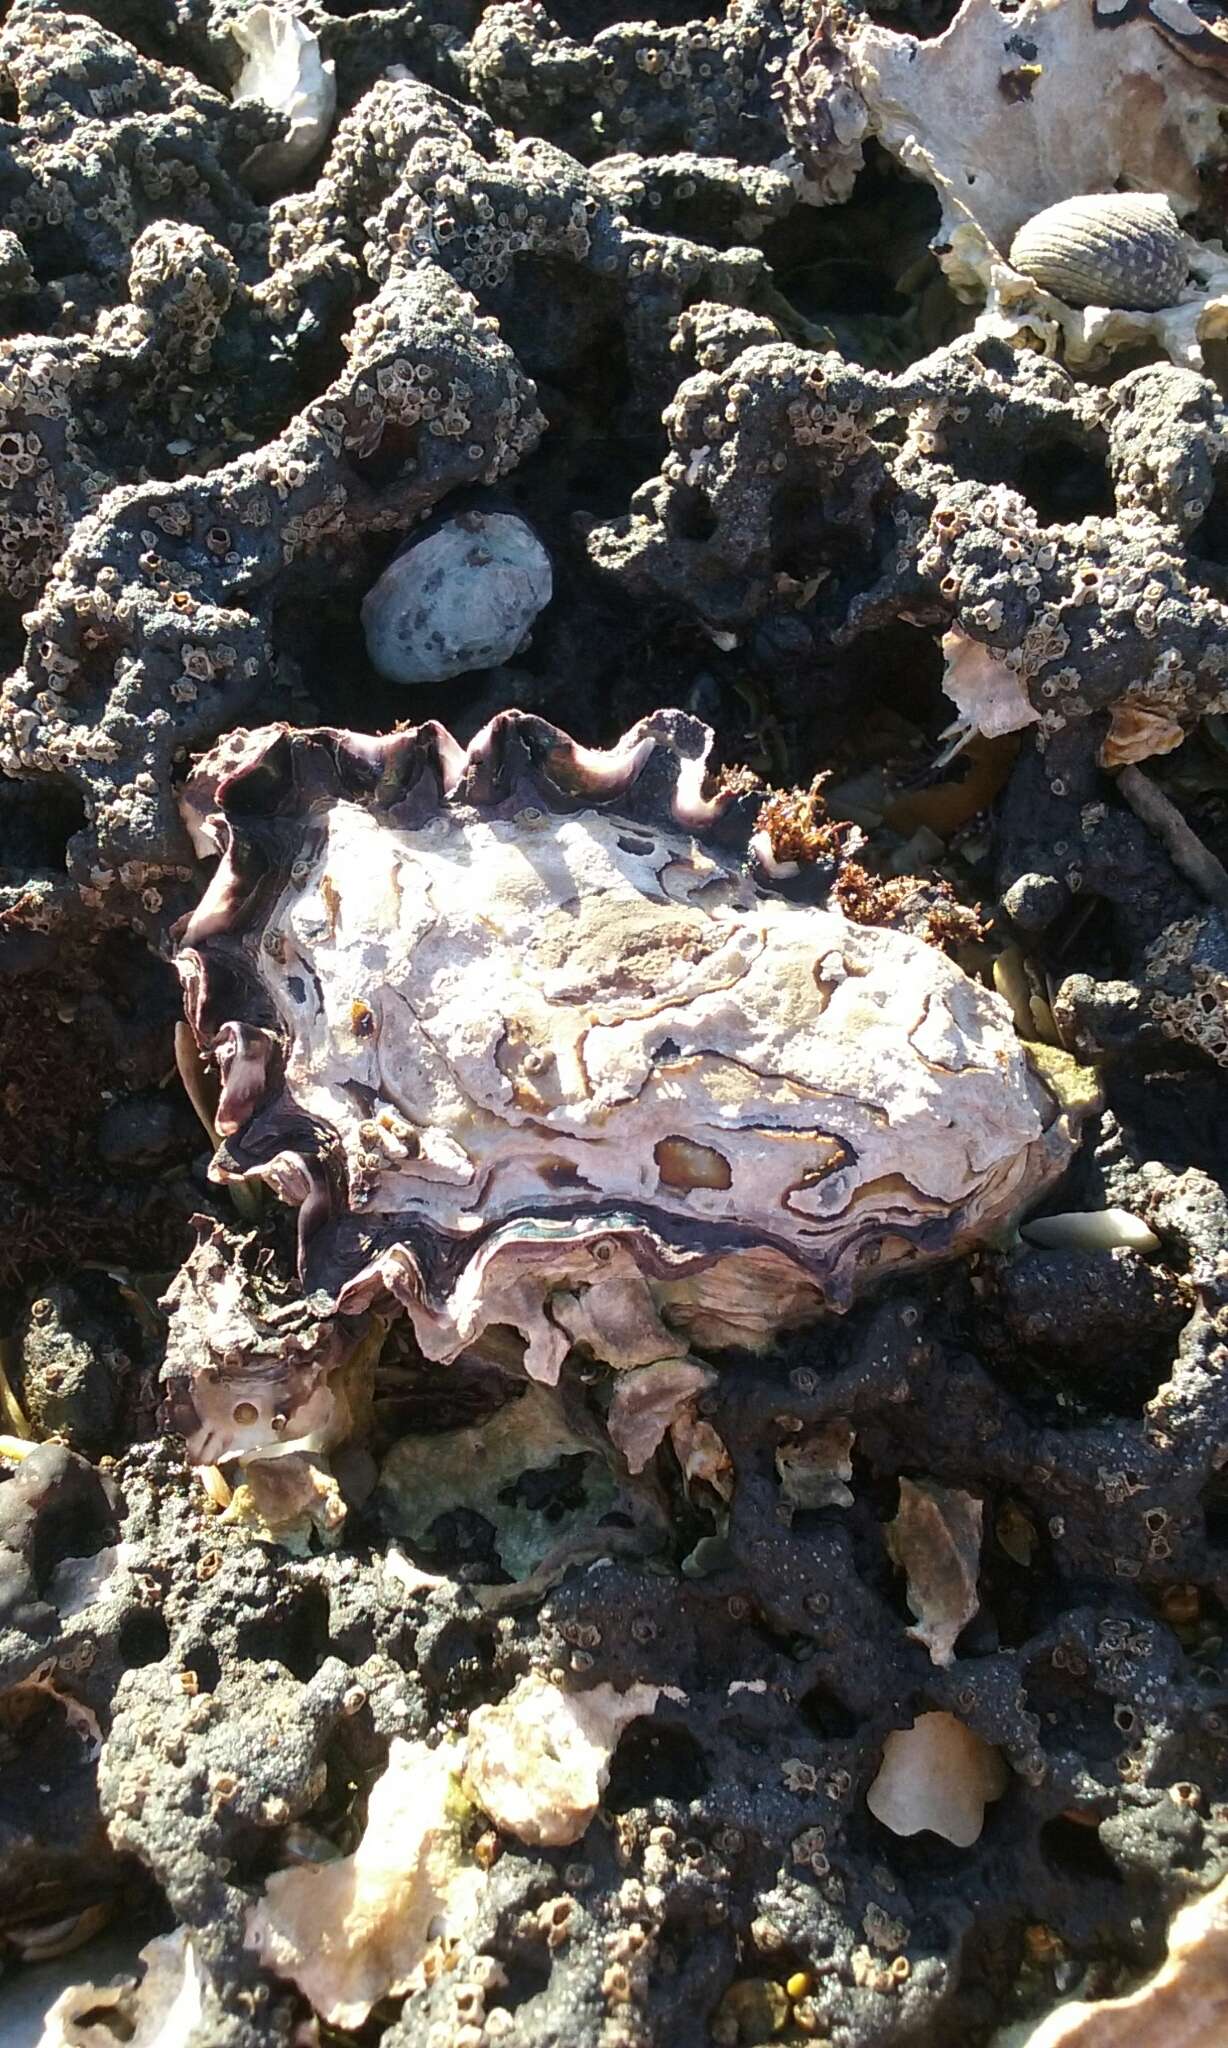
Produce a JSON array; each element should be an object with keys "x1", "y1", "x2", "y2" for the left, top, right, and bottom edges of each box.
[
  {"x1": 168, "y1": 710, "x2": 1075, "y2": 1460},
  {"x1": 230, "y1": 6, "x2": 336, "y2": 190}
]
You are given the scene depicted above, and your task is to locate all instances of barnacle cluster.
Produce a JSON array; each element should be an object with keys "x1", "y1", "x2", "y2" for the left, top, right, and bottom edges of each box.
[{"x1": 0, "y1": 2, "x2": 1226, "y2": 2045}]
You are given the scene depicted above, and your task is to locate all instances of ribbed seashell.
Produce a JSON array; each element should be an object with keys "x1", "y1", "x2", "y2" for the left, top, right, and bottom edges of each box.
[{"x1": 1007, "y1": 192, "x2": 1187, "y2": 311}]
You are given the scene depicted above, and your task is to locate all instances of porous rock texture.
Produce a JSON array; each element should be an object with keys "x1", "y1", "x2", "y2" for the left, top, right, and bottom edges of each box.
[{"x1": 0, "y1": 3, "x2": 1225, "y2": 2047}]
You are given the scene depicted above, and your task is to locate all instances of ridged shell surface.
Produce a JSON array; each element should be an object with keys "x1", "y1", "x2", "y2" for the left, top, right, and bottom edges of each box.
[{"x1": 1007, "y1": 193, "x2": 1187, "y2": 311}]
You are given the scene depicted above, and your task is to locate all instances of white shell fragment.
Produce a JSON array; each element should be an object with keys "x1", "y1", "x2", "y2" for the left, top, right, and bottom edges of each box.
[
  {"x1": 940, "y1": 627, "x2": 1041, "y2": 750},
  {"x1": 245, "y1": 1738, "x2": 481, "y2": 2029},
  {"x1": 464, "y1": 1675, "x2": 660, "y2": 1847},
  {"x1": 1008, "y1": 193, "x2": 1187, "y2": 311},
  {"x1": 885, "y1": 1478, "x2": 983, "y2": 1667},
  {"x1": 1020, "y1": 1871, "x2": 1228, "y2": 2047},
  {"x1": 606, "y1": 1358, "x2": 714, "y2": 1474},
  {"x1": 231, "y1": 7, "x2": 336, "y2": 190},
  {"x1": 37, "y1": 1929, "x2": 203, "y2": 2048},
  {"x1": 866, "y1": 1712, "x2": 1008, "y2": 1847},
  {"x1": 1020, "y1": 1208, "x2": 1161, "y2": 1254},
  {"x1": 362, "y1": 511, "x2": 553, "y2": 684}
]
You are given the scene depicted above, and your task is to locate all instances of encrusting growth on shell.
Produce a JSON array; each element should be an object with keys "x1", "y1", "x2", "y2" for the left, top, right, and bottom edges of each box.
[{"x1": 165, "y1": 709, "x2": 1079, "y2": 1463}]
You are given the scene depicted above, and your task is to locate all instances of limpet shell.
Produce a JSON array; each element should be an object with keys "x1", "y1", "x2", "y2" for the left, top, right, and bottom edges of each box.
[{"x1": 1008, "y1": 193, "x2": 1187, "y2": 311}]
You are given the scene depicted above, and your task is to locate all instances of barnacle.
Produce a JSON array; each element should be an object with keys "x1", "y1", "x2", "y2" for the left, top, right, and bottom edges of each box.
[{"x1": 166, "y1": 709, "x2": 1077, "y2": 1460}]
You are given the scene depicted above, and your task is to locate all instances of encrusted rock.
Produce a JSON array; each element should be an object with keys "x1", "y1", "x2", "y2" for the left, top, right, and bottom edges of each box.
[{"x1": 14, "y1": 1284, "x2": 125, "y2": 1458}]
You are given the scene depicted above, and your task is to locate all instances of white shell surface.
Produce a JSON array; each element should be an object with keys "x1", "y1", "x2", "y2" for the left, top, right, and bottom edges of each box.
[
  {"x1": 236, "y1": 788, "x2": 1068, "y2": 1360},
  {"x1": 231, "y1": 6, "x2": 337, "y2": 188}
]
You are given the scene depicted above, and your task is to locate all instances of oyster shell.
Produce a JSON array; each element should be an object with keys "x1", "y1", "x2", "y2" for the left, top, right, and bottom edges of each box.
[
  {"x1": 230, "y1": 6, "x2": 336, "y2": 190},
  {"x1": 168, "y1": 710, "x2": 1076, "y2": 1458}
]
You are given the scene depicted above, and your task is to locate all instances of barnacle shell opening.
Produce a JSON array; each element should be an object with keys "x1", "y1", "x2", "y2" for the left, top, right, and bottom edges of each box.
[{"x1": 169, "y1": 711, "x2": 1077, "y2": 1459}]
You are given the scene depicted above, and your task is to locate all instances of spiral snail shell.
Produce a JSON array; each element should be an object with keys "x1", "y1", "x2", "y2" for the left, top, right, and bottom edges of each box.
[{"x1": 1007, "y1": 193, "x2": 1188, "y2": 311}]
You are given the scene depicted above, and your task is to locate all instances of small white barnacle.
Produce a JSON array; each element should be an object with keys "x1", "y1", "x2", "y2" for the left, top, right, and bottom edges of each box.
[{"x1": 1008, "y1": 193, "x2": 1188, "y2": 311}]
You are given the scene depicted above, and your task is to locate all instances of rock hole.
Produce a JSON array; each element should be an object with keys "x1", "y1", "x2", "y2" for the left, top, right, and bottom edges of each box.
[
  {"x1": 0, "y1": 779, "x2": 88, "y2": 876},
  {"x1": 237, "y1": 1581, "x2": 332, "y2": 1682},
  {"x1": 668, "y1": 488, "x2": 719, "y2": 542},
  {"x1": 1039, "y1": 1813, "x2": 1122, "y2": 1884},
  {"x1": 347, "y1": 419, "x2": 422, "y2": 492},
  {"x1": 28, "y1": 1488, "x2": 117, "y2": 1596},
  {"x1": 860, "y1": 618, "x2": 949, "y2": 733},
  {"x1": 870, "y1": 1796, "x2": 1006, "y2": 1880},
  {"x1": 604, "y1": 1720, "x2": 710, "y2": 1811},
  {"x1": 769, "y1": 482, "x2": 882, "y2": 588},
  {"x1": 495, "y1": 1948, "x2": 552, "y2": 2013},
  {"x1": 1024, "y1": 1658, "x2": 1121, "y2": 1761},
  {"x1": 1189, "y1": 462, "x2": 1228, "y2": 592},
  {"x1": 118, "y1": 1609, "x2": 171, "y2": 1668},
  {"x1": 1016, "y1": 438, "x2": 1115, "y2": 523},
  {"x1": 799, "y1": 1679, "x2": 860, "y2": 1739},
  {"x1": 1203, "y1": 1495, "x2": 1228, "y2": 1551},
  {"x1": 184, "y1": 1643, "x2": 221, "y2": 1693},
  {"x1": 762, "y1": 143, "x2": 966, "y2": 367}
]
